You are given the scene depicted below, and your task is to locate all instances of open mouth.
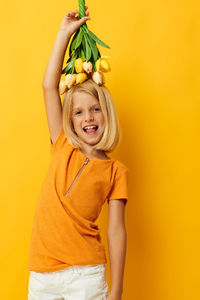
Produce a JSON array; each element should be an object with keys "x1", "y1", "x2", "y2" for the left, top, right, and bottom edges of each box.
[{"x1": 83, "y1": 125, "x2": 99, "y2": 135}]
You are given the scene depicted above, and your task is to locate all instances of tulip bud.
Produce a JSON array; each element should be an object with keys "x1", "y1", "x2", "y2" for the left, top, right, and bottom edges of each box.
[
  {"x1": 83, "y1": 61, "x2": 93, "y2": 74},
  {"x1": 92, "y1": 71, "x2": 105, "y2": 85},
  {"x1": 76, "y1": 73, "x2": 88, "y2": 84},
  {"x1": 75, "y1": 58, "x2": 84, "y2": 73},
  {"x1": 64, "y1": 74, "x2": 76, "y2": 89},
  {"x1": 59, "y1": 79, "x2": 68, "y2": 95},
  {"x1": 95, "y1": 58, "x2": 111, "y2": 72}
]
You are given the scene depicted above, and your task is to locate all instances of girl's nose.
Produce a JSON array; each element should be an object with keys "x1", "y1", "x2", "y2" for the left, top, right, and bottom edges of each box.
[{"x1": 85, "y1": 112, "x2": 94, "y2": 121}]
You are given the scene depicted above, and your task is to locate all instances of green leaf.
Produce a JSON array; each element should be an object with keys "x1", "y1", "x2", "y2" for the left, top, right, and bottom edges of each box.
[
  {"x1": 89, "y1": 54, "x2": 97, "y2": 72},
  {"x1": 69, "y1": 31, "x2": 79, "y2": 55},
  {"x1": 82, "y1": 36, "x2": 87, "y2": 60},
  {"x1": 70, "y1": 62, "x2": 75, "y2": 74},
  {"x1": 62, "y1": 51, "x2": 77, "y2": 74},
  {"x1": 82, "y1": 34, "x2": 86, "y2": 49},
  {"x1": 83, "y1": 34, "x2": 91, "y2": 61},
  {"x1": 74, "y1": 28, "x2": 83, "y2": 50},
  {"x1": 86, "y1": 29, "x2": 110, "y2": 49},
  {"x1": 82, "y1": 27, "x2": 100, "y2": 62},
  {"x1": 80, "y1": 47, "x2": 86, "y2": 61},
  {"x1": 67, "y1": 50, "x2": 75, "y2": 63},
  {"x1": 85, "y1": 34, "x2": 98, "y2": 61},
  {"x1": 91, "y1": 59, "x2": 97, "y2": 72}
]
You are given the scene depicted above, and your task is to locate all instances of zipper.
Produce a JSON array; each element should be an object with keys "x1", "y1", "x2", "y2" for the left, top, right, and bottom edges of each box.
[{"x1": 65, "y1": 157, "x2": 90, "y2": 197}]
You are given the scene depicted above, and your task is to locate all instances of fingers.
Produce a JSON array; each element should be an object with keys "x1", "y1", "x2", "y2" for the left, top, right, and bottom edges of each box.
[
  {"x1": 67, "y1": 10, "x2": 78, "y2": 17},
  {"x1": 85, "y1": 6, "x2": 89, "y2": 17},
  {"x1": 66, "y1": 6, "x2": 89, "y2": 18},
  {"x1": 67, "y1": 6, "x2": 89, "y2": 16},
  {"x1": 78, "y1": 15, "x2": 91, "y2": 25}
]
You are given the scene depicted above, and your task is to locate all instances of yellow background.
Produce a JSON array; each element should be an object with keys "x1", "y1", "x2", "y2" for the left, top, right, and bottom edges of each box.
[{"x1": 0, "y1": 0, "x2": 199, "y2": 299}]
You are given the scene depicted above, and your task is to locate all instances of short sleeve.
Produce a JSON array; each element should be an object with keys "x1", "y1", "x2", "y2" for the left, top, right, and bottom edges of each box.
[
  {"x1": 107, "y1": 167, "x2": 129, "y2": 205},
  {"x1": 50, "y1": 128, "x2": 67, "y2": 156}
]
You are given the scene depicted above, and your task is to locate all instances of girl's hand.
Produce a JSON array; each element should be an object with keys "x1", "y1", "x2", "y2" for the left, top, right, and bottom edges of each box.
[{"x1": 59, "y1": 6, "x2": 90, "y2": 37}]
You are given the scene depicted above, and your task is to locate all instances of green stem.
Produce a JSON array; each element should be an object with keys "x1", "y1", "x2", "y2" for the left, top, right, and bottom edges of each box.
[
  {"x1": 78, "y1": 0, "x2": 88, "y2": 30},
  {"x1": 78, "y1": 0, "x2": 85, "y2": 18}
]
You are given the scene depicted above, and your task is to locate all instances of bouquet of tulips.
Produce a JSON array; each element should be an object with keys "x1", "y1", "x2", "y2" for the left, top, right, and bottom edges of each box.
[{"x1": 59, "y1": 0, "x2": 111, "y2": 94}]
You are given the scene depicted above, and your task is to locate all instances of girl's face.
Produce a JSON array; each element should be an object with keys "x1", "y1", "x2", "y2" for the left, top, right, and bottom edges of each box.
[{"x1": 71, "y1": 92, "x2": 105, "y2": 146}]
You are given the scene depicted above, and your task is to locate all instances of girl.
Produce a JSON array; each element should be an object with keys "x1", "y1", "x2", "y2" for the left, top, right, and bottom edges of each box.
[{"x1": 28, "y1": 6, "x2": 129, "y2": 300}]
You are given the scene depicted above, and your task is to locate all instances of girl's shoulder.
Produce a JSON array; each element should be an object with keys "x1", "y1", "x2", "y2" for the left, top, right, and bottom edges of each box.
[{"x1": 112, "y1": 158, "x2": 129, "y2": 173}]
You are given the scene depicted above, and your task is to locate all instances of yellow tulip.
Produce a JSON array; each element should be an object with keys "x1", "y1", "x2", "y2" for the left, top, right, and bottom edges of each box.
[
  {"x1": 59, "y1": 79, "x2": 68, "y2": 95},
  {"x1": 75, "y1": 58, "x2": 84, "y2": 73},
  {"x1": 64, "y1": 74, "x2": 76, "y2": 88},
  {"x1": 92, "y1": 71, "x2": 105, "y2": 85},
  {"x1": 95, "y1": 58, "x2": 111, "y2": 72},
  {"x1": 75, "y1": 73, "x2": 88, "y2": 84},
  {"x1": 83, "y1": 61, "x2": 93, "y2": 74}
]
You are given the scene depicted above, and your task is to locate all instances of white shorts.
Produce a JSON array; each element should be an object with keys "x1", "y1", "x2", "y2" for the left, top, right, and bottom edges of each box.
[{"x1": 28, "y1": 264, "x2": 109, "y2": 300}]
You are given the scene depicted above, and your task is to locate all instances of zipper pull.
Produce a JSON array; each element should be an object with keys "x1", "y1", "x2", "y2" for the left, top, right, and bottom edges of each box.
[
  {"x1": 84, "y1": 157, "x2": 90, "y2": 164},
  {"x1": 65, "y1": 157, "x2": 90, "y2": 197}
]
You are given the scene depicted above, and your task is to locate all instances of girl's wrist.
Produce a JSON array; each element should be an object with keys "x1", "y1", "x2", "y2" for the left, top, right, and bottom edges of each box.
[{"x1": 58, "y1": 28, "x2": 72, "y2": 40}]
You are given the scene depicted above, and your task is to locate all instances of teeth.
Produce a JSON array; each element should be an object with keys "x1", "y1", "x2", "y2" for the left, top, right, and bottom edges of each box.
[{"x1": 84, "y1": 126, "x2": 97, "y2": 130}]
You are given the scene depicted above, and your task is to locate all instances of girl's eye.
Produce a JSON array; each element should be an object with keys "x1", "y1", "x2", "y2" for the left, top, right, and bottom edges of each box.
[{"x1": 75, "y1": 107, "x2": 100, "y2": 114}]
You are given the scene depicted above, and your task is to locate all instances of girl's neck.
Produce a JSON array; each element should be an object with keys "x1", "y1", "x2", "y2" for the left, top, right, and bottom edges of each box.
[{"x1": 79, "y1": 146, "x2": 109, "y2": 160}]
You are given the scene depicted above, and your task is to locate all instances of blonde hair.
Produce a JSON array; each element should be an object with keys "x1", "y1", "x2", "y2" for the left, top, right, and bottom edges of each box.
[{"x1": 62, "y1": 79, "x2": 122, "y2": 153}]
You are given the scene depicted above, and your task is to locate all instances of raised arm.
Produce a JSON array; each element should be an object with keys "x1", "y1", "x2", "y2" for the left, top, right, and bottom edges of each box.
[{"x1": 42, "y1": 7, "x2": 90, "y2": 144}]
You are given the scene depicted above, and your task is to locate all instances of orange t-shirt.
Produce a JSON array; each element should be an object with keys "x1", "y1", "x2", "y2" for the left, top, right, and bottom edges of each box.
[{"x1": 27, "y1": 129, "x2": 129, "y2": 272}]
